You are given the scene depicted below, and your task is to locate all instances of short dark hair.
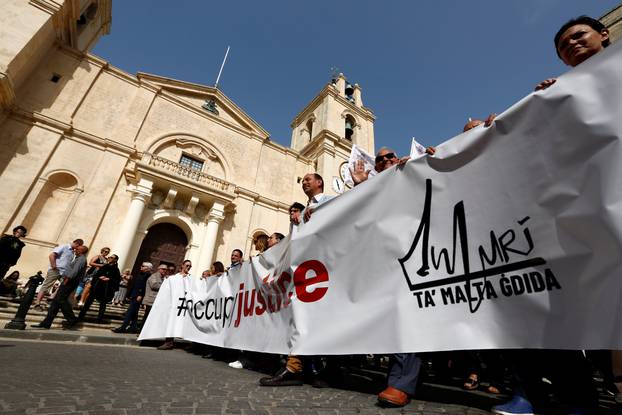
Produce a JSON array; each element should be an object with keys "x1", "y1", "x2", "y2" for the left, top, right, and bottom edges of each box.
[
  {"x1": 212, "y1": 261, "x2": 225, "y2": 273},
  {"x1": 182, "y1": 259, "x2": 191, "y2": 265},
  {"x1": 313, "y1": 173, "x2": 324, "y2": 192},
  {"x1": 13, "y1": 225, "x2": 27, "y2": 235},
  {"x1": 73, "y1": 238, "x2": 84, "y2": 245},
  {"x1": 232, "y1": 249, "x2": 243, "y2": 257},
  {"x1": 273, "y1": 232, "x2": 285, "y2": 241},
  {"x1": 289, "y1": 202, "x2": 305, "y2": 212},
  {"x1": 554, "y1": 16, "x2": 610, "y2": 58}
]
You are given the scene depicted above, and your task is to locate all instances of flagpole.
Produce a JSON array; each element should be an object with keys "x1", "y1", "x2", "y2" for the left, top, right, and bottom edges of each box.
[{"x1": 214, "y1": 46, "x2": 230, "y2": 88}]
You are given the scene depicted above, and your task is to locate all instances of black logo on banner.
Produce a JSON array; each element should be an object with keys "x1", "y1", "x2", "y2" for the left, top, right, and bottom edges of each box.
[{"x1": 399, "y1": 179, "x2": 561, "y2": 312}]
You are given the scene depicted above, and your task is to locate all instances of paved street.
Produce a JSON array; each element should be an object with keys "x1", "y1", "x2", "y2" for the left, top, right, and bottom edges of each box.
[{"x1": 0, "y1": 339, "x2": 494, "y2": 415}]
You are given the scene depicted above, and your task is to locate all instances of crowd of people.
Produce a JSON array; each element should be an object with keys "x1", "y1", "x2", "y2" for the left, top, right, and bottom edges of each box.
[{"x1": 0, "y1": 15, "x2": 620, "y2": 414}]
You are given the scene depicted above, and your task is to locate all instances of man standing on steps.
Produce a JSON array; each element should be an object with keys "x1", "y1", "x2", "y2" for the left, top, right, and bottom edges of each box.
[
  {"x1": 141, "y1": 263, "x2": 168, "y2": 329},
  {"x1": 111, "y1": 262, "x2": 151, "y2": 334},
  {"x1": 32, "y1": 245, "x2": 89, "y2": 329},
  {"x1": 34, "y1": 238, "x2": 84, "y2": 309}
]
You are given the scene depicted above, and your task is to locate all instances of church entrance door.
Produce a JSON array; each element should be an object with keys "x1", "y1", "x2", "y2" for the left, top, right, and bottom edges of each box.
[{"x1": 131, "y1": 223, "x2": 188, "y2": 276}]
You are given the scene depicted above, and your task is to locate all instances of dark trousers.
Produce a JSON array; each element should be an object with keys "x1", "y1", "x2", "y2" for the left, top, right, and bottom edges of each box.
[
  {"x1": 122, "y1": 298, "x2": 141, "y2": 329},
  {"x1": 0, "y1": 262, "x2": 11, "y2": 280},
  {"x1": 77, "y1": 292, "x2": 107, "y2": 321},
  {"x1": 509, "y1": 349, "x2": 598, "y2": 412},
  {"x1": 141, "y1": 305, "x2": 152, "y2": 328},
  {"x1": 41, "y1": 279, "x2": 78, "y2": 327},
  {"x1": 387, "y1": 353, "x2": 422, "y2": 395}
]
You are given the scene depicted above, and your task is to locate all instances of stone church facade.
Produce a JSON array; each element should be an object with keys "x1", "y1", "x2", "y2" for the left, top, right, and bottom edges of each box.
[{"x1": 0, "y1": 0, "x2": 375, "y2": 276}]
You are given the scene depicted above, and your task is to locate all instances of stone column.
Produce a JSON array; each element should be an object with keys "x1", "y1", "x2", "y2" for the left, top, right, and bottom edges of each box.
[
  {"x1": 115, "y1": 179, "x2": 153, "y2": 271},
  {"x1": 196, "y1": 202, "x2": 225, "y2": 273}
]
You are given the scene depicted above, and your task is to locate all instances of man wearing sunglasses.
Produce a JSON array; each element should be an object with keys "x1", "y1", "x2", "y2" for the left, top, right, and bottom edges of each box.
[
  {"x1": 348, "y1": 146, "x2": 423, "y2": 407},
  {"x1": 351, "y1": 147, "x2": 410, "y2": 186},
  {"x1": 112, "y1": 262, "x2": 152, "y2": 334}
]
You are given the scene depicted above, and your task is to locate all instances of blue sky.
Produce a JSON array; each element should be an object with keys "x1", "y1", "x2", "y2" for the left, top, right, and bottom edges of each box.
[{"x1": 93, "y1": 1, "x2": 620, "y2": 156}]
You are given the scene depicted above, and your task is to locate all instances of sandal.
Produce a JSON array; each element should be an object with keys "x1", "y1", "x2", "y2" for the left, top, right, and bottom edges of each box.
[{"x1": 462, "y1": 374, "x2": 479, "y2": 390}]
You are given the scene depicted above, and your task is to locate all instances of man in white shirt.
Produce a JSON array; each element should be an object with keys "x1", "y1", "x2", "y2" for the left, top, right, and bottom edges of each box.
[{"x1": 34, "y1": 238, "x2": 84, "y2": 309}]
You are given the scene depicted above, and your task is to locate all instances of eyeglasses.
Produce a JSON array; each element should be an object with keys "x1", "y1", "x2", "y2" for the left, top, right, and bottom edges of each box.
[
  {"x1": 375, "y1": 153, "x2": 396, "y2": 163},
  {"x1": 184, "y1": 264, "x2": 192, "y2": 268}
]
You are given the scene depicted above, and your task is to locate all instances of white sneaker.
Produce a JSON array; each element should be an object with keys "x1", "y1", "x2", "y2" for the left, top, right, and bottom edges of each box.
[{"x1": 228, "y1": 360, "x2": 244, "y2": 369}]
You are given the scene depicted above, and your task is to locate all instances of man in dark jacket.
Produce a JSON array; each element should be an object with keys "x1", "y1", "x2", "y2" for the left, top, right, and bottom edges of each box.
[
  {"x1": 77, "y1": 254, "x2": 121, "y2": 323},
  {"x1": 32, "y1": 245, "x2": 89, "y2": 329},
  {"x1": 0, "y1": 225, "x2": 27, "y2": 280},
  {"x1": 112, "y1": 262, "x2": 151, "y2": 333}
]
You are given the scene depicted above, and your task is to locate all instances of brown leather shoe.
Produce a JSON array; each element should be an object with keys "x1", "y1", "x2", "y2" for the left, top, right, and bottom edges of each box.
[
  {"x1": 378, "y1": 386, "x2": 410, "y2": 407},
  {"x1": 157, "y1": 341, "x2": 174, "y2": 350}
]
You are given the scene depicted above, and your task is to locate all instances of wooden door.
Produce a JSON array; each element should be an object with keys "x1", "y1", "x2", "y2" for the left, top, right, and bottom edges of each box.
[{"x1": 131, "y1": 223, "x2": 188, "y2": 277}]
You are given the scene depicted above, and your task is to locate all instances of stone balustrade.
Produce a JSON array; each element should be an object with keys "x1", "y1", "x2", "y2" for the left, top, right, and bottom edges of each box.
[{"x1": 141, "y1": 153, "x2": 233, "y2": 192}]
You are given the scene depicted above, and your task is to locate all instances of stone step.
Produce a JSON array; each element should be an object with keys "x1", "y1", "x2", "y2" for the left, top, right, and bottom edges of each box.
[{"x1": 0, "y1": 296, "x2": 145, "y2": 332}]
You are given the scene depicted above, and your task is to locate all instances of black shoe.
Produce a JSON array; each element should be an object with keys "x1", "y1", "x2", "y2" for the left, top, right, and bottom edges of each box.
[
  {"x1": 259, "y1": 367, "x2": 303, "y2": 386},
  {"x1": 310, "y1": 375, "x2": 329, "y2": 389},
  {"x1": 126, "y1": 327, "x2": 139, "y2": 334},
  {"x1": 31, "y1": 323, "x2": 50, "y2": 329},
  {"x1": 111, "y1": 326, "x2": 127, "y2": 333}
]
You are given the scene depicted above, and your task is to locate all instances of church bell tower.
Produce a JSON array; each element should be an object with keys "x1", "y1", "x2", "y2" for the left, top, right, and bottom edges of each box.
[{"x1": 290, "y1": 73, "x2": 375, "y2": 194}]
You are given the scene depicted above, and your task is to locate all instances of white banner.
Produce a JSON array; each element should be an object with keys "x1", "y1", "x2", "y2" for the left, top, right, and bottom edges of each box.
[{"x1": 140, "y1": 42, "x2": 622, "y2": 354}]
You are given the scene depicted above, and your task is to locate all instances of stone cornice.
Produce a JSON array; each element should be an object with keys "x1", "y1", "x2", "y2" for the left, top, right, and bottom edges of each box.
[
  {"x1": 234, "y1": 188, "x2": 292, "y2": 212},
  {"x1": 298, "y1": 129, "x2": 352, "y2": 159},
  {"x1": 9, "y1": 107, "x2": 135, "y2": 157}
]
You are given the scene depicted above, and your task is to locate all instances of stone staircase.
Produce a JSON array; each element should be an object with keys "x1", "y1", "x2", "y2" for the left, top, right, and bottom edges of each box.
[{"x1": 0, "y1": 295, "x2": 144, "y2": 333}]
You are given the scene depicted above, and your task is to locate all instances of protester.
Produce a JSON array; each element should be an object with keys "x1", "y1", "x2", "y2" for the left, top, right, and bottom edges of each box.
[
  {"x1": 0, "y1": 225, "x2": 27, "y2": 280},
  {"x1": 113, "y1": 268, "x2": 131, "y2": 305},
  {"x1": 142, "y1": 263, "x2": 167, "y2": 328},
  {"x1": 267, "y1": 232, "x2": 285, "y2": 249},
  {"x1": 77, "y1": 254, "x2": 121, "y2": 323},
  {"x1": 111, "y1": 262, "x2": 151, "y2": 334},
  {"x1": 157, "y1": 260, "x2": 192, "y2": 350},
  {"x1": 77, "y1": 247, "x2": 110, "y2": 306},
  {"x1": 228, "y1": 249, "x2": 243, "y2": 271},
  {"x1": 491, "y1": 16, "x2": 610, "y2": 415},
  {"x1": 535, "y1": 15, "x2": 610, "y2": 91},
  {"x1": 350, "y1": 147, "x2": 410, "y2": 186},
  {"x1": 34, "y1": 238, "x2": 84, "y2": 310},
  {"x1": 32, "y1": 245, "x2": 89, "y2": 329},
  {"x1": 259, "y1": 173, "x2": 333, "y2": 387},
  {"x1": 211, "y1": 261, "x2": 225, "y2": 276}
]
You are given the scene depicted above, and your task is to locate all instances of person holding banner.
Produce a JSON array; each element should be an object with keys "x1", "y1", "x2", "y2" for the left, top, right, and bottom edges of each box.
[
  {"x1": 491, "y1": 16, "x2": 612, "y2": 415},
  {"x1": 535, "y1": 15, "x2": 610, "y2": 91},
  {"x1": 350, "y1": 147, "x2": 423, "y2": 406},
  {"x1": 155, "y1": 259, "x2": 193, "y2": 350},
  {"x1": 259, "y1": 173, "x2": 332, "y2": 387}
]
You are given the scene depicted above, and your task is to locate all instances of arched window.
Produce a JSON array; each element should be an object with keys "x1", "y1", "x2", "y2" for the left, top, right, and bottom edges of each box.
[
  {"x1": 344, "y1": 115, "x2": 356, "y2": 140},
  {"x1": 22, "y1": 172, "x2": 81, "y2": 241},
  {"x1": 306, "y1": 119, "x2": 314, "y2": 141}
]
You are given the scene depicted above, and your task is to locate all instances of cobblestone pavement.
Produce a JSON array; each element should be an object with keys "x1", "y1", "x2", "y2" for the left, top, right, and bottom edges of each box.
[{"x1": 0, "y1": 339, "x2": 497, "y2": 415}]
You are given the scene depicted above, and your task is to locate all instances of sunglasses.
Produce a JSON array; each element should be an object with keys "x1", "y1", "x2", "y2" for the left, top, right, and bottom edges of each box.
[{"x1": 375, "y1": 153, "x2": 396, "y2": 163}]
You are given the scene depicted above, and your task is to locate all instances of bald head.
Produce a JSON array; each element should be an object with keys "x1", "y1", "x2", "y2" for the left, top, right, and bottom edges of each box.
[{"x1": 463, "y1": 119, "x2": 484, "y2": 132}]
